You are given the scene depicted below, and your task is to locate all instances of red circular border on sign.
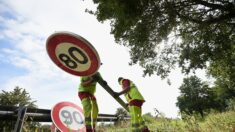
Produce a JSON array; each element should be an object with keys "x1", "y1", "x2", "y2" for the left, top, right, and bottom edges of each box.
[
  {"x1": 46, "y1": 32, "x2": 100, "y2": 76},
  {"x1": 51, "y1": 101, "x2": 85, "y2": 132}
]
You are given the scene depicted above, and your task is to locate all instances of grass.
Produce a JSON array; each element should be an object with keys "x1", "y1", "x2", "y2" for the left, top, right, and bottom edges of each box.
[{"x1": 96, "y1": 110, "x2": 235, "y2": 132}]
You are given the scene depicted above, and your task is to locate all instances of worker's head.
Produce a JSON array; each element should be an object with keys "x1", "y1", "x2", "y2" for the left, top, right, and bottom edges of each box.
[{"x1": 118, "y1": 77, "x2": 123, "y2": 84}]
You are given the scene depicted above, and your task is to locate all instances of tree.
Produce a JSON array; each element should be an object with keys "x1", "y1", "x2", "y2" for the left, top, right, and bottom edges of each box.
[
  {"x1": 87, "y1": 0, "x2": 235, "y2": 78},
  {"x1": 208, "y1": 53, "x2": 235, "y2": 94},
  {"x1": 0, "y1": 86, "x2": 38, "y2": 131},
  {"x1": 211, "y1": 78, "x2": 235, "y2": 111},
  {"x1": 114, "y1": 107, "x2": 128, "y2": 125},
  {"x1": 176, "y1": 76, "x2": 215, "y2": 118},
  {"x1": 206, "y1": 51, "x2": 235, "y2": 111}
]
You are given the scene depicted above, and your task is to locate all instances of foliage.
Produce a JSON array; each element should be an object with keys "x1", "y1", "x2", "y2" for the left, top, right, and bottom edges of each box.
[
  {"x1": 226, "y1": 98, "x2": 235, "y2": 111},
  {"x1": 142, "y1": 112, "x2": 155, "y2": 124},
  {"x1": 210, "y1": 79, "x2": 235, "y2": 111},
  {"x1": 97, "y1": 110, "x2": 235, "y2": 132},
  {"x1": 201, "y1": 110, "x2": 235, "y2": 132},
  {"x1": 87, "y1": 0, "x2": 235, "y2": 78},
  {"x1": 114, "y1": 107, "x2": 129, "y2": 126},
  {"x1": 176, "y1": 76, "x2": 215, "y2": 117},
  {"x1": 0, "y1": 86, "x2": 38, "y2": 131},
  {"x1": 0, "y1": 87, "x2": 37, "y2": 107},
  {"x1": 35, "y1": 124, "x2": 51, "y2": 132},
  {"x1": 96, "y1": 122, "x2": 131, "y2": 132},
  {"x1": 208, "y1": 48, "x2": 235, "y2": 89},
  {"x1": 115, "y1": 107, "x2": 128, "y2": 117},
  {"x1": 207, "y1": 45, "x2": 235, "y2": 110}
]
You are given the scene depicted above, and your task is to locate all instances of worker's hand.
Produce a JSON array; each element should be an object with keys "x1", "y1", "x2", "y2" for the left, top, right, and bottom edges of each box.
[{"x1": 91, "y1": 74, "x2": 99, "y2": 81}]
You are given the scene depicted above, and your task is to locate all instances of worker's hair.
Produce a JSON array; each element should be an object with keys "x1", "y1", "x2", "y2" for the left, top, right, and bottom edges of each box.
[{"x1": 118, "y1": 77, "x2": 123, "y2": 83}]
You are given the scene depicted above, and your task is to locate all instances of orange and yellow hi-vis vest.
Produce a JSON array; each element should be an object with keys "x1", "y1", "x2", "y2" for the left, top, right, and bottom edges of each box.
[{"x1": 120, "y1": 79, "x2": 145, "y2": 103}]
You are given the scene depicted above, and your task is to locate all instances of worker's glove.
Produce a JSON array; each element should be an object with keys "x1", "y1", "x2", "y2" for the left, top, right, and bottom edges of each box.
[{"x1": 91, "y1": 74, "x2": 100, "y2": 81}]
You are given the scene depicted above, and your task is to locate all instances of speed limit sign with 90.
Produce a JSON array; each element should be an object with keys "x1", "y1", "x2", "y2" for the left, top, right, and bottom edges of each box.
[
  {"x1": 46, "y1": 32, "x2": 101, "y2": 77},
  {"x1": 51, "y1": 101, "x2": 85, "y2": 132}
]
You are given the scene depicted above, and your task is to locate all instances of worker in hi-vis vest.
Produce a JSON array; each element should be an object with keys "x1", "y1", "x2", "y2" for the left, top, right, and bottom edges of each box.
[
  {"x1": 115, "y1": 77, "x2": 150, "y2": 132},
  {"x1": 78, "y1": 72, "x2": 102, "y2": 132}
]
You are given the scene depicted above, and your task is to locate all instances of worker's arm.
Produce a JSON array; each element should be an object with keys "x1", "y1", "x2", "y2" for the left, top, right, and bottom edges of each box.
[
  {"x1": 116, "y1": 86, "x2": 130, "y2": 96},
  {"x1": 115, "y1": 79, "x2": 131, "y2": 97}
]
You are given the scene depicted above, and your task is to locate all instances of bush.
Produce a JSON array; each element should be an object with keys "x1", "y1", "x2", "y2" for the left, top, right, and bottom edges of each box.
[
  {"x1": 226, "y1": 98, "x2": 235, "y2": 111},
  {"x1": 201, "y1": 110, "x2": 235, "y2": 132}
]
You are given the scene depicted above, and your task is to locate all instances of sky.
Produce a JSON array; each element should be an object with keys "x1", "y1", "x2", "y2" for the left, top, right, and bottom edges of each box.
[{"x1": 0, "y1": 0, "x2": 207, "y2": 119}]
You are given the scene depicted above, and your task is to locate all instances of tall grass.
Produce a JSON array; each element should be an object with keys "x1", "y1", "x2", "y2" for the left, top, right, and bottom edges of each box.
[{"x1": 97, "y1": 110, "x2": 235, "y2": 132}]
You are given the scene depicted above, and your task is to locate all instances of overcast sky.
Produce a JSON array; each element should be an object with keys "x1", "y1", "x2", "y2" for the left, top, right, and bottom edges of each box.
[{"x1": 0, "y1": 0, "x2": 208, "y2": 118}]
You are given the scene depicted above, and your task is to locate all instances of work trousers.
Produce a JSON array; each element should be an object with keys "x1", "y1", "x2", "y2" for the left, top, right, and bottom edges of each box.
[
  {"x1": 129, "y1": 105, "x2": 149, "y2": 132},
  {"x1": 79, "y1": 92, "x2": 98, "y2": 132}
]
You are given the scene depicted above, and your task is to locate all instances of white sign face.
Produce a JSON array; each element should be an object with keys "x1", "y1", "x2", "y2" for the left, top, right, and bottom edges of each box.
[
  {"x1": 51, "y1": 101, "x2": 85, "y2": 132},
  {"x1": 59, "y1": 106, "x2": 85, "y2": 130},
  {"x1": 55, "y1": 42, "x2": 91, "y2": 72}
]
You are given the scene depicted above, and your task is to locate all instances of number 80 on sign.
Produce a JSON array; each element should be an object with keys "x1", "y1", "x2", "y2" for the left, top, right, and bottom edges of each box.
[{"x1": 46, "y1": 32, "x2": 101, "y2": 77}]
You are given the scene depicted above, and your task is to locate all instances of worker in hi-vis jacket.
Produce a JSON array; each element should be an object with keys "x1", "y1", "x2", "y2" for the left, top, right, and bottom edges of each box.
[
  {"x1": 115, "y1": 77, "x2": 150, "y2": 132},
  {"x1": 78, "y1": 72, "x2": 102, "y2": 132}
]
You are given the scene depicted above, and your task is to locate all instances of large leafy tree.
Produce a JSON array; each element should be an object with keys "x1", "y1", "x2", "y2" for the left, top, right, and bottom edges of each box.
[
  {"x1": 88, "y1": 0, "x2": 235, "y2": 78},
  {"x1": 0, "y1": 86, "x2": 38, "y2": 131},
  {"x1": 176, "y1": 76, "x2": 215, "y2": 117}
]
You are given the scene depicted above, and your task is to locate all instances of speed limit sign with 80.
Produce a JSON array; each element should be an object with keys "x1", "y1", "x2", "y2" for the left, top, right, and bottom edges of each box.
[{"x1": 46, "y1": 32, "x2": 101, "y2": 76}]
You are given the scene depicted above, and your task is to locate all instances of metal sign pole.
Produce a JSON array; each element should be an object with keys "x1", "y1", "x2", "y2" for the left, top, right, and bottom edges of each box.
[
  {"x1": 93, "y1": 75, "x2": 129, "y2": 112},
  {"x1": 14, "y1": 106, "x2": 27, "y2": 132}
]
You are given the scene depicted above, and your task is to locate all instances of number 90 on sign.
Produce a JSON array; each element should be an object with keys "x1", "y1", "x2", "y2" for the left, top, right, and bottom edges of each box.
[
  {"x1": 59, "y1": 106, "x2": 84, "y2": 130},
  {"x1": 51, "y1": 101, "x2": 85, "y2": 132}
]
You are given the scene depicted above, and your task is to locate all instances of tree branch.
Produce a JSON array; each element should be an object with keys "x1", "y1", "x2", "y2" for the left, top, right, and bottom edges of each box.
[
  {"x1": 192, "y1": 0, "x2": 228, "y2": 11},
  {"x1": 176, "y1": 8, "x2": 235, "y2": 24},
  {"x1": 204, "y1": 12, "x2": 235, "y2": 24}
]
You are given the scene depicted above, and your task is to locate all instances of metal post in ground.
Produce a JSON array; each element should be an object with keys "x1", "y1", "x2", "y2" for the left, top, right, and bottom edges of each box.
[{"x1": 14, "y1": 106, "x2": 27, "y2": 132}]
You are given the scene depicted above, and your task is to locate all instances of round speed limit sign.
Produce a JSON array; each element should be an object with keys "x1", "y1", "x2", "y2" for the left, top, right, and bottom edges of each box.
[
  {"x1": 51, "y1": 101, "x2": 85, "y2": 132},
  {"x1": 46, "y1": 32, "x2": 101, "y2": 76}
]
